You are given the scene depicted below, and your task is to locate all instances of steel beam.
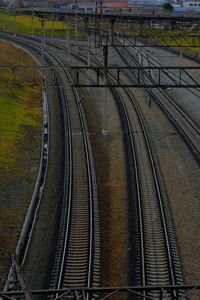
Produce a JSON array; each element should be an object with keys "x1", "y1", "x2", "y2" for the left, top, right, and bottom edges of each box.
[
  {"x1": 1, "y1": 285, "x2": 200, "y2": 298},
  {"x1": 0, "y1": 66, "x2": 200, "y2": 88}
]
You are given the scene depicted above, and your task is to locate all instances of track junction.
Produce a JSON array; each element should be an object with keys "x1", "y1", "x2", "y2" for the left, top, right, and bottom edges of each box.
[{"x1": 0, "y1": 10, "x2": 200, "y2": 300}]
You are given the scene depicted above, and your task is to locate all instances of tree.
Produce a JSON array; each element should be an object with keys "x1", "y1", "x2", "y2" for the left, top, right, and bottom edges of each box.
[{"x1": 163, "y1": 2, "x2": 173, "y2": 12}]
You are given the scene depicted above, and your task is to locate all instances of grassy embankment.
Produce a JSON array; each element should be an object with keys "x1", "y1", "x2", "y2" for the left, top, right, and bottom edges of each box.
[
  {"x1": 0, "y1": 9, "x2": 85, "y2": 37},
  {"x1": 0, "y1": 40, "x2": 42, "y2": 287}
]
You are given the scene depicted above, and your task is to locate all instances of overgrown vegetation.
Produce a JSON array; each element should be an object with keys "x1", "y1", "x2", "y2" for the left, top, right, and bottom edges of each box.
[
  {"x1": 0, "y1": 9, "x2": 85, "y2": 37},
  {"x1": 0, "y1": 40, "x2": 42, "y2": 288}
]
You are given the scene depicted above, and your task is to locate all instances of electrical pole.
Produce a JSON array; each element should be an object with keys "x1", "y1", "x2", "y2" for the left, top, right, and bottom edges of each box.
[
  {"x1": 95, "y1": 0, "x2": 103, "y2": 47},
  {"x1": 31, "y1": 9, "x2": 34, "y2": 37},
  {"x1": 13, "y1": 9, "x2": 16, "y2": 37},
  {"x1": 66, "y1": 13, "x2": 70, "y2": 61},
  {"x1": 180, "y1": 22, "x2": 183, "y2": 58},
  {"x1": 51, "y1": 8, "x2": 54, "y2": 42},
  {"x1": 110, "y1": 19, "x2": 115, "y2": 46},
  {"x1": 102, "y1": 44, "x2": 108, "y2": 135},
  {"x1": 74, "y1": 0, "x2": 78, "y2": 42},
  {"x1": 43, "y1": 12, "x2": 46, "y2": 47},
  {"x1": 40, "y1": 14, "x2": 46, "y2": 59},
  {"x1": 87, "y1": 31, "x2": 91, "y2": 91}
]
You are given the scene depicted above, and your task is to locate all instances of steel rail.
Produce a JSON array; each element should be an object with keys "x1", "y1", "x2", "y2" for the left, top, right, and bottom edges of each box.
[
  {"x1": 0, "y1": 31, "x2": 186, "y2": 296},
  {"x1": 110, "y1": 83, "x2": 179, "y2": 299},
  {"x1": 59, "y1": 60, "x2": 95, "y2": 291},
  {"x1": 115, "y1": 38, "x2": 200, "y2": 162},
  {"x1": 60, "y1": 34, "x2": 200, "y2": 164},
  {"x1": 60, "y1": 41, "x2": 182, "y2": 294},
  {"x1": 0, "y1": 34, "x2": 99, "y2": 294},
  {"x1": 0, "y1": 35, "x2": 74, "y2": 292},
  {"x1": 89, "y1": 39, "x2": 183, "y2": 297},
  {"x1": 33, "y1": 46, "x2": 96, "y2": 292},
  {"x1": 64, "y1": 41, "x2": 181, "y2": 298},
  {"x1": 42, "y1": 41, "x2": 99, "y2": 292}
]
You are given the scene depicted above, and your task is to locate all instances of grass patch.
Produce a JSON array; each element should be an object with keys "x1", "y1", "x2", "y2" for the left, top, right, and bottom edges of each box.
[
  {"x1": 0, "y1": 40, "x2": 42, "y2": 170},
  {"x1": 0, "y1": 40, "x2": 42, "y2": 287},
  {"x1": 0, "y1": 9, "x2": 86, "y2": 37}
]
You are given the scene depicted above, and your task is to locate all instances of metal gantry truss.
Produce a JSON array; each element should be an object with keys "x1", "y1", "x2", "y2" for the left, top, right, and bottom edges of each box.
[
  {"x1": 0, "y1": 285, "x2": 200, "y2": 299},
  {"x1": 71, "y1": 66, "x2": 200, "y2": 88},
  {"x1": 1, "y1": 66, "x2": 200, "y2": 88},
  {"x1": 96, "y1": 33, "x2": 200, "y2": 48}
]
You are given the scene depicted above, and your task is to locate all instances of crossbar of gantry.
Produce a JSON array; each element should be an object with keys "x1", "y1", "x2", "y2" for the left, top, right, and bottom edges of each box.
[
  {"x1": 1, "y1": 65, "x2": 200, "y2": 88},
  {"x1": 72, "y1": 66, "x2": 200, "y2": 88},
  {"x1": 96, "y1": 34, "x2": 200, "y2": 47},
  {"x1": 0, "y1": 285, "x2": 200, "y2": 299}
]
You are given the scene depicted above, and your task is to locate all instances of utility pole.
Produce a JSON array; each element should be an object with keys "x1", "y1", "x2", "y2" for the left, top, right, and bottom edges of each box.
[
  {"x1": 95, "y1": 0, "x2": 103, "y2": 47},
  {"x1": 74, "y1": 0, "x2": 78, "y2": 42},
  {"x1": 110, "y1": 19, "x2": 115, "y2": 46},
  {"x1": 87, "y1": 31, "x2": 91, "y2": 91},
  {"x1": 102, "y1": 44, "x2": 108, "y2": 135},
  {"x1": 180, "y1": 22, "x2": 183, "y2": 58},
  {"x1": 51, "y1": 8, "x2": 54, "y2": 42},
  {"x1": 31, "y1": 9, "x2": 34, "y2": 37},
  {"x1": 66, "y1": 13, "x2": 70, "y2": 61},
  {"x1": 40, "y1": 14, "x2": 46, "y2": 59},
  {"x1": 13, "y1": 9, "x2": 16, "y2": 37},
  {"x1": 43, "y1": 12, "x2": 46, "y2": 47}
]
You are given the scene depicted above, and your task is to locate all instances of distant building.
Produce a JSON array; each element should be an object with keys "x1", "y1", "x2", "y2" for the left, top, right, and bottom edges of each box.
[
  {"x1": 128, "y1": 0, "x2": 164, "y2": 8},
  {"x1": 59, "y1": 0, "x2": 134, "y2": 12},
  {"x1": 60, "y1": 0, "x2": 96, "y2": 11},
  {"x1": 2, "y1": 0, "x2": 14, "y2": 8},
  {"x1": 182, "y1": 0, "x2": 200, "y2": 7}
]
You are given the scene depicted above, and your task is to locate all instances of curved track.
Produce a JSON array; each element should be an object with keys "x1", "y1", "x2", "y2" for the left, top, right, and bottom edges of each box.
[
  {"x1": 56, "y1": 36, "x2": 184, "y2": 297},
  {"x1": 2, "y1": 31, "x2": 195, "y2": 298},
  {"x1": 0, "y1": 33, "x2": 100, "y2": 293},
  {"x1": 115, "y1": 38, "x2": 200, "y2": 162}
]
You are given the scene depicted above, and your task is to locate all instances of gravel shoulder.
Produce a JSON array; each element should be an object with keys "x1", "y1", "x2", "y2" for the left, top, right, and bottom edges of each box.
[{"x1": 81, "y1": 86, "x2": 129, "y2": 286}]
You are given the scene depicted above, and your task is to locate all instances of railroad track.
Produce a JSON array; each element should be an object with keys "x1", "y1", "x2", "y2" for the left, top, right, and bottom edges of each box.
[
  {"x1": 104, "y1": 79, "x2": 183, "y2": 299},
  {"x1": 114, "y1": 38, "x2": 200, "y2": 163},
  {"x1": 2, "y1": 32, "x2": 195, "y2": 298},
  {"x1": 0, "y1": 33, "x2": 100, "y2": 295},
  {"x1": 50, "y1": 37, "x2": 184, "y2": 297},
  {"x1": 54, "y1": 37, "x2": 185, "y2": 297},
  {"x1": 67, "y1": 35, "x2": 185, "y2": 296}
]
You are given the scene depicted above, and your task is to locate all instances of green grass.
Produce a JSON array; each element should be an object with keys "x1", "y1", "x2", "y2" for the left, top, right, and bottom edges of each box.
[
  {"x1": 0, "y1": 87, "x2": 41, "y2": 169},
  {"x1": 0, "y1": 9, "x2": 85, "y2": 37},
  {"x1": 0, "y1": 40, "x2": 42, "y2": 171},
  {"x1": 0, "y1": 40, "x2": 43, "y2": 289}
]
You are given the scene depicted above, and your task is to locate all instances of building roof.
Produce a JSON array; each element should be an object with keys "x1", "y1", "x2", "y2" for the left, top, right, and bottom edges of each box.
[{"x1": 103, "y1": 1, "x2": 134, "y2": 7}]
